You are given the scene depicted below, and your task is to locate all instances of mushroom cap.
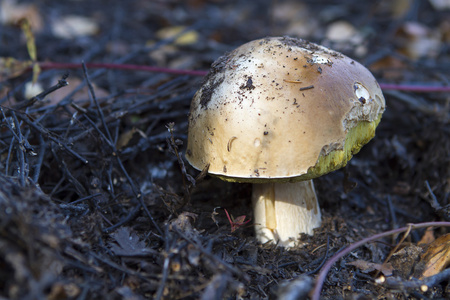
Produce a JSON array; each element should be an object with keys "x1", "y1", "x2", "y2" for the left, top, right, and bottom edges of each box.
[{"x1": 186, "y1": 36, "x2": 385, "y2": 183}]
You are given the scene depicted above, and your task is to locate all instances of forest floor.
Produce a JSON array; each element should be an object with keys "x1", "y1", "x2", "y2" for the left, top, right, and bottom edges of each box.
[{"x1": 0, "y1": 0, "x2": 449, "y2": 299}]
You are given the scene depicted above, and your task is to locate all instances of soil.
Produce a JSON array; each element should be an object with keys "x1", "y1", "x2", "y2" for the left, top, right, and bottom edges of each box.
[{"x1": 0, "y1": 0, "x2": 449, "y2": 299}]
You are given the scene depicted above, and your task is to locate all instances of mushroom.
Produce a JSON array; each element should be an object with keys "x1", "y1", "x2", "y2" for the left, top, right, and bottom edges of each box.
[{"x1": 186, "y1": 37, "x2": 385, "y2": 247}]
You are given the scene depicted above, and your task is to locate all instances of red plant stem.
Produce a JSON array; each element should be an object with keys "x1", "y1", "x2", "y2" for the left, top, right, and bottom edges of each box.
[
  {"x1": 38, "y1": 61, "x2": 209, "y2": 76},
  {"x1": 311, "y1": 221, "x2": 450, "y2": 300},
  {"x1": 378, "y1": 83, "x2": 450, "y2": 93},
  {"x1": 36, "y1": 61, "x2": 450, "y2": 92}
]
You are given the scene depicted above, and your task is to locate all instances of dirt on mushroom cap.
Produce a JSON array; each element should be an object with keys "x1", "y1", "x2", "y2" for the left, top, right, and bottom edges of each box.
[{"x1": 186, "y1": 36, "x2": 385, "y2": 183}]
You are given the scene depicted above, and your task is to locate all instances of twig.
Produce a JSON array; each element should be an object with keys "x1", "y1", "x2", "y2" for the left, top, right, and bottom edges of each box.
[
  {"x1": 424, "y1": 180, "x2": 442, "y2": 211},
  {"x1": 166, "y1": 122, "x2": 195, "y2": 209},
  {"x1": 383, "y1": 269, "x2": 450, "y2": 291},
  {"x1": 69, "y1": 193, "x2": 103, "y2": 205},
  {"x1": 17, "y1": 114, "x2": 89, "y2": 164},
  {"x1": 115, "y1": 154, "x2": 164, "y2": 237},
  {"x1": 387, "y1": 196, "x2": 398, "y2": 232},
  {"x1": 103, "y1": 204, "x2": 142, "y2": 233},
  {"x1": 32, "y1": 135, "x2": 46, "y2": 183},
  {"x1": 55, "y1": 21, "x2": 205, "y2": 108},
  {"x1": 80, "y1": 64, "x2": 163, "y2": 237},
  {"x1": 312, "y1": 221, "x2": 450, "y2": 300},
  {"x1": 424, "y1": 180, "x2": 450, "y2": 222},
  {"x1": 306, "y1": 236, "x2": 330, "y2": 275},
  {"x1": 175, "y1": 228, "x2": 249, "y2": 281},
  {"x1": 155, "y1": 255, "x2": 171, "y2": 300},
  {"x1": 155, "y1": 226, "x2": 172, "y2": 300},
  {"x1": 8, "y1": 111, "x2": 27, "y2": 185},
  {"x1": 82, "y1": 62, "x2": 113, "y2": 143},
  {"x1": 373, "y1": 224, "x2": 412, "y2": 278},
  {"x1": 14, "y1": 74, "x2": 69, "y2": 110}
]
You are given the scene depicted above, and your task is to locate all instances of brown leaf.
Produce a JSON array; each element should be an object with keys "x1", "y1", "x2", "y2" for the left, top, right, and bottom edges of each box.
[
  {"x1": 116, "y1": 128, "x2": 147, "y2": 149},
  {"x1": 395, "y1": 22, "x2": 442, "y2": 59},
  {"x1": 347, "y1": 259, "x2": 394, "y2": 276},
  {"x1": 0, "y1": 57, "x2": 32, "y2": 80},
  {"x1": 0, "y1": 0, "x2": 43, "y2": 31},
  {"x1": 418, "y1": 233, "x2": 450, "y2": 278},
  {"x1": 109, "y1": 227, "x2": 156, "y2": 257},
  {"x1": 47, "y1": 76, "x2": 109, "y2": 106},
  {"x1": 52, "y1": 15, "x2": 99, "y2": 39},
  {"x1": 369, "y1": 55, "x2": 408, "y2": 81},
  {"x1": 169, "y1": 212, "x2": 199, "y2": 239},
  {"x1": 156, "y1": 26, "x2": 199, "y2": 46},
  {"x1": 418, "y1": 227, "x2": 435, "y2": 245}
]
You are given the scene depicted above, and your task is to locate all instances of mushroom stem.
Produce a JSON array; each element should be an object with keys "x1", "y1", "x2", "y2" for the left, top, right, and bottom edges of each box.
[{"x1": 252, "y1": 180, "x2": 321, "y2": 247}]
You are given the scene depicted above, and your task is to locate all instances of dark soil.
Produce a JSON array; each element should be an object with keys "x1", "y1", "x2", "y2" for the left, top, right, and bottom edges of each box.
[{"x1": 0, "y1": 0, "x2": 449, "y2": 299}]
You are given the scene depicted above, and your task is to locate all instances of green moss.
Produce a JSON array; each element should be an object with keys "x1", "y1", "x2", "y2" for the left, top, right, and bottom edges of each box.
[{"x1": 214, "y1": 113, "x2": 383, "y2": 184}]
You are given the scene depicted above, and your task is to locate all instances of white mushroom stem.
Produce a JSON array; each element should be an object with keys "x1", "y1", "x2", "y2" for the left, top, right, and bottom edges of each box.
[{"x1": 252, "y1": 180, "x2": 321, "y2": 247}]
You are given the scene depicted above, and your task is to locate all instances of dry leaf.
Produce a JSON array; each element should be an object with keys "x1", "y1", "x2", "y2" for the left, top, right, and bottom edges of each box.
[
  {"x1": 369, "y1": 55, "x2": 408, "y2": 81},
  {"x1": 347, "y1": 259, "x2": 394, "y2": 276},
  {"x1": 0, "y1": 57, "x2": 32, "y2": 80},
  {"x1": 418, "y1": 233, "x2": 450, "y2": 278},
  {"x1": 116, "y1": 128, "x2": 146, "y2": 149},
  {"x1": 418, "y1": 227, "x2": 435, "y2": 245},
  {"x1": 52, "y1": 15, "x2": 99, "y2": 39},
  {"x1": 272, "y1": 2, "x2": 319, "y2": 38},
  {"x1": 429, "y1": 0, "x2": 450, "y2": 10},
  {"x1": 156, "y1": 26, "x2": 199, "y2": 46},
  {"x1": 169, "y1": 212, "x2": 199, "y2": 239},
  {"x1": 19, "y1": 18, "x2": 40, "y2": 83},
  {"x1": 0, "y1": 0, "x2": 43, "y2": 32},
  {"x1": 48, "y1": 76, "x2": 109, "y2": 106},
  {"x1": 24, "y1": 81, "x2": 44, "y2": 99},
  {"x1": 396, "y1": 22, "x2": 442, "y2": 59},
  {"x1": 324, "y1": 20, "x2": 367, "y2": 56},
  {"x1": 325, "y1": 21, "x2": 357, "y2": 42},
  {"x1": 390, "y1": 0, "x2": 413, "y2": 18},
  {"x1": 109, "y1": 227, "x2": 156, "y2": 256}
]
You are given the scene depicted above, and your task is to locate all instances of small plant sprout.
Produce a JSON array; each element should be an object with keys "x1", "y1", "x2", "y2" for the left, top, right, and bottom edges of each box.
[{"x1": 224, "y1": 209, "x2": 251, "y2": 233}]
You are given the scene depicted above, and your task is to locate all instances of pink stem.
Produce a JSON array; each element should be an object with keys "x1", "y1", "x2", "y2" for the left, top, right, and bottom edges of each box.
[
  {"x1": 378, "y1": 83, "x2": 450, "y2": 93},
  {"x1": 311, "y1": 221, "x2": 450, "y2": 300},
  {"x1": 38, "y1": 62, "x2": 209, "y2": 76},
  {"x1": 37, "y1": 62, "x2": 450, "y2": 92}
]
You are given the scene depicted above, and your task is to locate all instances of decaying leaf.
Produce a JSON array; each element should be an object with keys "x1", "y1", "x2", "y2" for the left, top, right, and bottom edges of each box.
[
  {"x1": 429, "y1": 0, "x2": 450, "y2": 10},
  {"x1": 0, "y1": 0, "x2": 43, "y2": 31},
  {"x1": 418, "y1": 233, "x2": 450, "y2": 278},
  {"x1": 52, "y1": 15, "x2": 99, "y2": 39},
  {"x1": 116, "y1": 127, "x2": 147, "y2": 149},
  {"x1": 156, "y1": 26, "x2": 199, "y2": 46},
  {"x1": 19, "y1": 18, "x2": 40, "y2": 83},
  {"x1": 0, "y1": 57, "x2": 32, "y2": 80},
  {"x1": 46, "y1": 76, "x2": 108, "y2": 107},
  {"x1": 347, "y1": 259, "x2": 394, "y2": 276},
  {"x1": 109, "y1": 227, "x2": 156, "y2": 256},
  {"x1": 395, "y1": 21, "x2": 442, "y2": 59},
  {"x1": 169, "y1": 212, "x2": 199, "y2": 239},
  {"x1": 418, "y1": 227, "x2": 435, "y2": 245},
  {"x1": 24, "y1": 81, "x2": 44, "y2": 99},
  {"x1": 325, "y1": 20, "x2": 357, "y2": 42}
]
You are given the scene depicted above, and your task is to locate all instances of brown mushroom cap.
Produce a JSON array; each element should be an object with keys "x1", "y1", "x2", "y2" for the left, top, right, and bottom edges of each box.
[{"x1": 186, "y1": 36, "x2": 385, "y2": 183}]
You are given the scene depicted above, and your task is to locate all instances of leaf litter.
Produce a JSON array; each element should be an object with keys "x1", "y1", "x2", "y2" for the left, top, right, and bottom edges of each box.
[{"x1": 0, "y1": 0, "x2": 449, "y2": 299}]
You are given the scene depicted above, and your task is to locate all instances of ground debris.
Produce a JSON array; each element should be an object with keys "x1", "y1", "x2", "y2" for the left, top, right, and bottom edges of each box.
[
  {"x1": 0, "y1": 0, "x2": 449, "y2": 299},
  {"x1": 347, "y1": 259, "x2": 394, "y2": 276}
]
